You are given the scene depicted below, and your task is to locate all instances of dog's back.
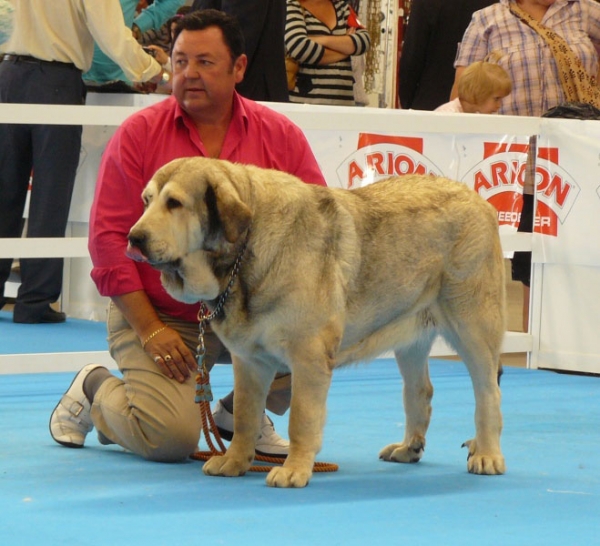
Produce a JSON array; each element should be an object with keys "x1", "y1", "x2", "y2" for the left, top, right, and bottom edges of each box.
[{"x1": 320, "y1": 175, "x2": 505, "y2": 366}]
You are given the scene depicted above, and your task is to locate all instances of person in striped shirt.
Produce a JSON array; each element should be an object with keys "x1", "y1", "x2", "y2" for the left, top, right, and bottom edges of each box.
[{"x1": 285, "y1": 0, "x2": 370, "y2": 106}]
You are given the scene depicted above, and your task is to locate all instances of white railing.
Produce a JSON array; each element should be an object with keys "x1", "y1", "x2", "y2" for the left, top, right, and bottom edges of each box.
[{"x1": 0, "y1": 99, "x2": 538, "y2": 373}]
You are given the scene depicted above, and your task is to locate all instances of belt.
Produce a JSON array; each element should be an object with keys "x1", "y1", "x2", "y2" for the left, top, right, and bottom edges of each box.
[{"x1": 2, "y1": 54, "x2": 80, "y2": 71}]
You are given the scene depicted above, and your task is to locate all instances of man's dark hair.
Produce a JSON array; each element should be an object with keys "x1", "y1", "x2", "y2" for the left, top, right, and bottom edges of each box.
[{"x1": 172, "y1": 9, "x2": 245, "y2": 63}]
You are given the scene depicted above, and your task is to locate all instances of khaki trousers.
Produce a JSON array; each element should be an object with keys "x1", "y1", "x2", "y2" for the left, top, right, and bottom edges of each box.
[{"x1": 91, "y1": 303, "x2": 290, "y2": 462}]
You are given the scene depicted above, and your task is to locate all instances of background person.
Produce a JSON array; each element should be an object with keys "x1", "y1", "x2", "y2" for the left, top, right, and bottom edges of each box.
[
  {"x1": 138, "y1": 6, "x2": 192, "y2": 63},
  {"x1": 398, "y1": 0, "x2": 495, "y2": 110},
  {"x1": 452, "y1": 0, "x2": 600, "y2": 117},
  {"x1": 285, "y1": 0, "x2": 370, "y2": 106},
  {"x1": 191, "y1": 0, "x2": 290, "y2": 102},
  {"x1": 435, "y1": 60, "x2": 511, "y2": 113},
  {"x1": 83, "y1": 0, "x2": 184, "y2": 92},
  {"x1": 0, "y1": 0, "x2": 166, "y2": 324},
  {"x1": 50, "y1": 10, "x2": 327, "y2": 463},
  {"x1": 140, "y1": 6, "x2": 192, "y2": 95}
]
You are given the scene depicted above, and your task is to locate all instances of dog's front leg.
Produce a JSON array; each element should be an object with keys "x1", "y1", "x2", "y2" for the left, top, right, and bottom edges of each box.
[
  {"x1": 203, "y1": 356, "x2": 273, "y2": 478},
  {"x1": 266, "y1": 358, "x2": 332, "y2": 488}
]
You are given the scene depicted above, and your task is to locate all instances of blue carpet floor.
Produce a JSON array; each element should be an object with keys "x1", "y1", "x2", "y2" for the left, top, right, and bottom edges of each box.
[
  {"x1": 1, "y1": 359, "x2": 598, "y2": 545},
  {"x1": 0, "y1": 310, "x2": 108, "y2": 354}
]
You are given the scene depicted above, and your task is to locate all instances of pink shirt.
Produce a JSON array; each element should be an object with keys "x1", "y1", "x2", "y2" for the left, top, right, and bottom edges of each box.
[
  {"x1": 89, "y1": 93, "x2": 326, "y2": 322},
  {"x1": 434, "y1": 98, "x2": 464, "y2": 113}
]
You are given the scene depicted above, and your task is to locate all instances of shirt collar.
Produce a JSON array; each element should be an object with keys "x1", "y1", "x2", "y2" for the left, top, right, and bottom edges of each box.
[
  {"x1": 171, "y1": 92, "x2": 249, "y2": 159},
  {"x1": 171, "y1": 92, "x2": 249, "y2": 135},
  {"x1": 231, "y1": 91, "x2": 250, "y2": 136}
]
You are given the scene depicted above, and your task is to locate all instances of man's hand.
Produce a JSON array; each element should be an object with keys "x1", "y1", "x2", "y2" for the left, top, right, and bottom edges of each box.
[{"x1": 144, "y1": 325, "x2": 197, "y2": 382}]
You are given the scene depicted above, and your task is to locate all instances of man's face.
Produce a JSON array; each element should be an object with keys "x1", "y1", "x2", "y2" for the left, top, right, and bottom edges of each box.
[{"x1": 171, "y1": 27, "x2": 246, "y2": 119}]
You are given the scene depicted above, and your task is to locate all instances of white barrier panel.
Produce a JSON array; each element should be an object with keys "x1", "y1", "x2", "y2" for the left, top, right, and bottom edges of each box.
[
  {"x1": 526, "y1": 118, "x2": 600, "y2": 374},
  {"x1": 0, "y1": 100, "x2": 541, "y2": 133},
  {"x1": 534, "y1": 118, "x2": 600, "y2": 267},
  {"x1": 0, "y1": 237, "x2": 88, "y2": 258},
  {"x1": 12, "y1": 96, "x2": 599, "y2": 374}
]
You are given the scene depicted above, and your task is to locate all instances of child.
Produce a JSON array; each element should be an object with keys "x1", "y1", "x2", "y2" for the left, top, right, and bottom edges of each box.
[{"x1": 436, "y1": 60, "x2": 512, "y2": 114}]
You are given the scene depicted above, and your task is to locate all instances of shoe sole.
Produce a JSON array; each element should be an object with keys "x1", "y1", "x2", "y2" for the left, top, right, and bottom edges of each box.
[
  {"x1": 255, "y1": 448, "x2": 288, "y2": 459},
  {"x1": 14, "y1": 314, "x2": 66, "y2": 324},
  {"x1": 214, "y1": 425, "x2": 233, "y2": 442}
]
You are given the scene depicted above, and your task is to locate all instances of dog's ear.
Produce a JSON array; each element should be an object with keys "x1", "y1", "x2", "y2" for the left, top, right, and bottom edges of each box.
[{"x1": 204, "y1": 180, "x2": 252, "y2": 244}]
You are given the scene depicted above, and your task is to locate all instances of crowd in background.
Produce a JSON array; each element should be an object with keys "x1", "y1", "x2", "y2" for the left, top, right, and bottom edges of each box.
[{"x1": 3, "y1": 1, "x2": 600, "y2": 111}]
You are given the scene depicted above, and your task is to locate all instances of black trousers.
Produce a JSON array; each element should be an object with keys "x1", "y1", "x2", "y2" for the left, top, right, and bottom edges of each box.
[{"x1": 0, "y1": 58, "x2": 85, "y2": 318}]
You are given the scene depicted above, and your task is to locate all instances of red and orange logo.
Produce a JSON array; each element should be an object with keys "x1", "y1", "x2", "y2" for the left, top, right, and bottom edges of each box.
[
  {"x1": 336, "y1": 133, "x2": 442, "y2": 189},
  {"x1": 464, "y1": 142, "x2": 580, "y2": 236},
  {"x1": 337, "y1": 134, "x2": 578, "y2": 237}
]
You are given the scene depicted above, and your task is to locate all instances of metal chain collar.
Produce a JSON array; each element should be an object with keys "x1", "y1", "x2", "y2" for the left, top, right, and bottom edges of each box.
[{"x1": 194, "y1": 238, "x2": 248, "y2": 403}]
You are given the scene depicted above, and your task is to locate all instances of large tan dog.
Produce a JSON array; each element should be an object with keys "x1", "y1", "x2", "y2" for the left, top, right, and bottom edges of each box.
[{"x1": 128, "y1": 156, "x2": 506, "y2": 488}]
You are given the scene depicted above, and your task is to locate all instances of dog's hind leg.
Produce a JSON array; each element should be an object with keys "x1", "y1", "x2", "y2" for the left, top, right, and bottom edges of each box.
[
  {"x1": 440, "y1": 300, "x2": 505, "y2": 475},
  {"x1": 450, "y1": 333, "x2": 505, "y2": 474},
  {"x1": 379, "y1": 327, "x2": 436, "y2": 465}
]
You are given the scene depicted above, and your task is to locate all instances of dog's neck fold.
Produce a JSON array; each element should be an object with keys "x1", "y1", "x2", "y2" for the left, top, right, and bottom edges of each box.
[{"x1": 198, "y1": 230, "x2": 249, "y2": 323}]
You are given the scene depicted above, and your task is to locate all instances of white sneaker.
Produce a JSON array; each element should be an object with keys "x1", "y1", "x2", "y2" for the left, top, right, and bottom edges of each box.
[
  {"x1": 211, "y1": 399, "x2": 289, "y2": 457},
  {"x1": 211, "y1": 399, "x2": 235, "y2": 441},
  {"x1": 49, "y1": 364, "x2": 101, "y2": 448},
  {"x1": 255, "y1": 413, "x2": 289, "y2": 458}
]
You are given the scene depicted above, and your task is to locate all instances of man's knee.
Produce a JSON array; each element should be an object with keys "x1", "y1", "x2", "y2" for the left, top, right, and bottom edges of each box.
[{"x1": 140, "y1": 423, "x2": 201, "y2": 463}]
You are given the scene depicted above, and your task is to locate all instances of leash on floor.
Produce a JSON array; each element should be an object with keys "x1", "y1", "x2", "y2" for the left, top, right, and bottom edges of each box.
[{"x1": 190, "y1": 368, "x2": 338, "y2": 473}]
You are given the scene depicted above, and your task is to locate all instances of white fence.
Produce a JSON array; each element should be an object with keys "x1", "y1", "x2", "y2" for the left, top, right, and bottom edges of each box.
[{"x1": 4, "y1": 96, "x2": 597, "y2": 374}]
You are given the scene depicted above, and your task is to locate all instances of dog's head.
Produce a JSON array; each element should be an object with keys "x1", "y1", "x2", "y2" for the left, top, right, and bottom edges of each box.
[{"x1": 127, "y1": 157, "x2": 252, "y2": 303}]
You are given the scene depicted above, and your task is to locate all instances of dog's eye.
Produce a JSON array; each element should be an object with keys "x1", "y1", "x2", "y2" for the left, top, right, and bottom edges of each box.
[{"x1": 167, "y1": 198, "x2": 182, "y2": 211}]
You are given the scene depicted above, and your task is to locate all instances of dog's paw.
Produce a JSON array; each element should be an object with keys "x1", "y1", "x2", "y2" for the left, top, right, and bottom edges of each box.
[
  {"x1": 462, "y1": 440, "x2": 506, "y2": 475},
  {"x1": 379, "y1": 440, "x2": 425, "y2": 464},
  {"x1": 202, "y1": 454, "x2": 251, "y2": 477},
  {"x1": 266, "y1": 465, "x2": 312, "y2": 488}
]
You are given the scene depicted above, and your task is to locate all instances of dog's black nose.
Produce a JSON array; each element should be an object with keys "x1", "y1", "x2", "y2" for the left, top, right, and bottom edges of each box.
[
  {"x1": 128, "y1": 232, "x2": 146, "y2": 249},
  {"x1": 126, "y1": 231, "x2": 150, "y2": 263}
]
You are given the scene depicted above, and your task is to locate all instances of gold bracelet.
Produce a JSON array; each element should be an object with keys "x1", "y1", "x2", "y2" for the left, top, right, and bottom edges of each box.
[{"x1": 142, "y1": 326, "x2": 167, "y2": 348}]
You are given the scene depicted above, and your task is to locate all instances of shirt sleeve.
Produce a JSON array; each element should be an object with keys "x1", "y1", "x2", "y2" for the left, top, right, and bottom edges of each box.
[
  {"x1": 344, "y1": 2, "x2": 370, "y2": 56},
  {"x1": 82, "y1": 0, "x2": 162, "y2": 82},
  {"x1": 349, "y1": 28, "x2": 370, "y2": 56},
  {"x1": 285, "y1": 0, "x2": 325, "y2": 64},
  {"x1": 89, "y1": 120, "x2": 149, "y2": 297},
  {"x1": 583, "y1": 0, "x2": 600, "y2": 50}
]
